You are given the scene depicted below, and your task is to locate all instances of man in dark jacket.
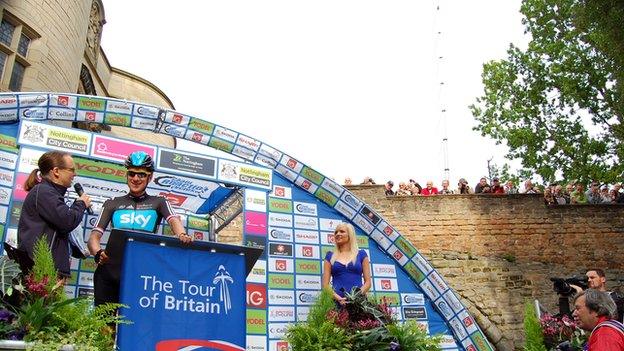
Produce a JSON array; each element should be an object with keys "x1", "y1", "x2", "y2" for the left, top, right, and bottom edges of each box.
[{"x1": 18, "y1": 151, "x2": 91, "y2": 278}]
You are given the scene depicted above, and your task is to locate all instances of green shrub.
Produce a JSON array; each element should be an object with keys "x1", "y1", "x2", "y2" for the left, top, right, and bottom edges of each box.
[
  {"x1": 523, "y1": 301, "x2": 547, "y2": 351},
  {"x1": 286, "y1": 320, "x2": 352, "y2": 351},
  {"x1": 386, "y1": 320, "x2": 442, "y2": 351},
  {"x1": 286, "y1": 287, "x2": 443, "y2": 351},
  {"x1": 306, "y1": 287, "x2": 338, "y2": 328},
  {"x1": 0, "y1": 236, "x2": 127, "y2": 349}
]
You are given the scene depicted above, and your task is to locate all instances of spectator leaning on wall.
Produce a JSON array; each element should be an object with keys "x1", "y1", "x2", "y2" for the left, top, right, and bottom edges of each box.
[
  {"x1": 491, "y1": 178, "x2": 505, "y2": 194},
  {"x1": 553, "y1": 184, "x2": 570, "y2": 204},
  {"x1": 474, "y1": 177, "x2": 491, "y2": 194},
  {"x1": 523, "y1": 180, "x2": 540, "y2": 194},
  {"x1": 571, "y1": 182, "x2": 588, "y2": 204},
  {"x1": 457, "y1": 178, "x2": 473, "y2": 194},
  {"x1": 505, "y1": 180, "x2": 518, "y2": 194},
  {"x1": 421, "y1": 181, "x2": 438, "y2": 196},
  {"x1": 439, "y1": 180, "x2": 454, "y2": 194},
  {"x1": 384, "y1": 181, "x2": 395, "y2": 196},
  {"x1": 586, "y1": 182, "x2": 606, "y2": 204}
]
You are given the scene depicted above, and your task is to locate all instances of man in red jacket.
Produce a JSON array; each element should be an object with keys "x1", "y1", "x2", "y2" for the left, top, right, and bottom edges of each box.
[
  {"x1": 421, "y1": 181, "x2": 438, "y2": 196},
  {"x1": 573, "y1": 289, "x2": 624, "y2": 350}
]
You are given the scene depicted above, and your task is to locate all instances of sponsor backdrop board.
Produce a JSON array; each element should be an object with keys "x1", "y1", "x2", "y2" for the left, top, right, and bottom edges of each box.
[
  {"x1": 4, "y1": 120, "x2": 271, "y2": 301},
  {"x1": 244, "y1": 174, "x2": 469, "y2": 351},
  {"x1": 0, "y1": 93, "x2": 491, "y2": 351}
]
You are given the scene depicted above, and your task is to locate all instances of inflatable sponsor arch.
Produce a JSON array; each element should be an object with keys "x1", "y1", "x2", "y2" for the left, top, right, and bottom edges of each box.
[{"x1": 0, "y1": 92, "x2": 492, "y2": 351}]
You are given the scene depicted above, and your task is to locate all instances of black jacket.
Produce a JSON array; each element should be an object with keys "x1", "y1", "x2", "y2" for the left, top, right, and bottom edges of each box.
[{"x1": 17, "y1": 179, "x2": 86, "y2": 277}]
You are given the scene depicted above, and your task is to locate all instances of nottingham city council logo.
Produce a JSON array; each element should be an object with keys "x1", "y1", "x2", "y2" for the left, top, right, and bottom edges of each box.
[
  {"x1": 213, "y1": 265, "x2": 234, "y2": 314},
  {"x1": 22, "y1": 125, "x2": 45, "y2": 143}
]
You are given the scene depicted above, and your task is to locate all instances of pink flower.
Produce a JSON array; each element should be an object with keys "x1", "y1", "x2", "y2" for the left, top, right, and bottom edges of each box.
[{"x1": 25, "y1": 275, "x2": 49, "y2": 298}]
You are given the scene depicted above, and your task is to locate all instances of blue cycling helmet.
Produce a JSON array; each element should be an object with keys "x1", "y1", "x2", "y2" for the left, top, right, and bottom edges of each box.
[{"x1": 125, "y1": 151, "x2": 155, "y2": 171}]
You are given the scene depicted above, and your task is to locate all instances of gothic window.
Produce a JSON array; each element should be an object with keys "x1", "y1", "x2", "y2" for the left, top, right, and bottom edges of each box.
[
  {"x1": 0, "y1": 12, "x2": 38, "y2": 91},
  {"x1": 8, "y1": 61, "x2": 24, "y2": 91},
  {"x1": 17, "y1": 33, "x2": 30, "y2": 57},
  {"x1": 0, "y1": 20, "x2": 14, "y2": 46}
]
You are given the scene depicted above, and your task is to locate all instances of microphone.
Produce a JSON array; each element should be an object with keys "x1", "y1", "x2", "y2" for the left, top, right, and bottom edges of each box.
[{"x1": 73, "y1": 183, "x2": 93, "y2": 215}]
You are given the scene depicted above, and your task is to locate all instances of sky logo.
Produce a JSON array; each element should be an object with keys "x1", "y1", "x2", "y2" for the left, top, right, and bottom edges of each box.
[{"x1": 112, "y1": 210, "x2": 158, "y2": 231}]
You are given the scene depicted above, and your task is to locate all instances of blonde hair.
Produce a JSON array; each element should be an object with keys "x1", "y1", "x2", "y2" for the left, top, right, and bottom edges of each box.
[{"x1": 330, "y1": 222, "x2": 360, "y2": 265}]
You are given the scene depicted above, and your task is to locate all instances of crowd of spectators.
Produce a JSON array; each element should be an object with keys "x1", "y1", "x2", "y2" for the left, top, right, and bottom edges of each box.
[
  {"x1": 348, "y1": 177, "x2": 624, "y2": 205},
  {"x1": 544, "y1": 181, "x2": 623, "y2": 205}
]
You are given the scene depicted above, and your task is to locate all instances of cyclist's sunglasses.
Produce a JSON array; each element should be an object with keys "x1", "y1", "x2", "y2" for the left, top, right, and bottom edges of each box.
[{"x1": 126, "y1": 171, "x2": 151, "y2": 179}]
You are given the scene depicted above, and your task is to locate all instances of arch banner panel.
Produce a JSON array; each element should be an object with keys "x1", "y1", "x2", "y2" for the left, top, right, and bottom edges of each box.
[{"x1": 0, "y1": 92, "x2": 493, "y2": 351}]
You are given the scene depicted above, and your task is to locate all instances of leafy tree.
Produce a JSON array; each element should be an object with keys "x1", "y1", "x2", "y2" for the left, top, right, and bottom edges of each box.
[{"x1": 471, "y1": 0, "x2": 623, "y2": 185}]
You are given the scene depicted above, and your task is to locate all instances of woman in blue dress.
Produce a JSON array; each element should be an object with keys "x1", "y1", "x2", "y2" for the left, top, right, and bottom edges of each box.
[{"x1": 322, "y1": 222, "x2": 372, "y2": 306}]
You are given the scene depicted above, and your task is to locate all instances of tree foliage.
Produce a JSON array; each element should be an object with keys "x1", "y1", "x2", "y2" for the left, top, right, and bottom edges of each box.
[{"x1": 471, "y1": 0, "x2": 624, "y2": 184}]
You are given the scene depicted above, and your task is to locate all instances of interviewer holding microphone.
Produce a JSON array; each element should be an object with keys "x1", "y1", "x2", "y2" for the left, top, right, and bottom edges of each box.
[{"x1": 17, "y1": 151, "x2": 91, "y2": 279}]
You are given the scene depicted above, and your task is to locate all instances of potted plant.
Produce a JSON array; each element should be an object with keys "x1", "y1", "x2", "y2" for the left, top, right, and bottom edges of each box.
[
  {"x1": 286, "y1": 288, "x2": 442, "y2": 351},
  {"x1": 522, "y1": 301, "x2": 587, "y2": 351},
  {"x1": 0, "y1": 237, "x2": 126, "y2": 350}
]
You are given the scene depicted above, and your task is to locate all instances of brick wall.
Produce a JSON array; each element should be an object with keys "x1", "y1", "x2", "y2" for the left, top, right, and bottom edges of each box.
[{"x1": 218, "y1": 185, "x2": 624, "y2": 350}]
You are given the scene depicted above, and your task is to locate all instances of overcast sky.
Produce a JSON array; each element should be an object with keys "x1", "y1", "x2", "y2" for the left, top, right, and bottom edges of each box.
[{"x1": 100, "y1": 0, "x2": 527, "y2": 188}]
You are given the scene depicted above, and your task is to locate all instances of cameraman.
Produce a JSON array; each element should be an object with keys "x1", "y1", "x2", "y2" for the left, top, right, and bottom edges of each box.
[{"x1": 556, "y1": 269, "x2": 624, "y2": 322}]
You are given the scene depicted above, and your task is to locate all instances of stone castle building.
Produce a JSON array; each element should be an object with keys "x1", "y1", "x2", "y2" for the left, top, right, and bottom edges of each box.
[{"x1": 0, "y1": 0, "x2": 174, "y2": 145}]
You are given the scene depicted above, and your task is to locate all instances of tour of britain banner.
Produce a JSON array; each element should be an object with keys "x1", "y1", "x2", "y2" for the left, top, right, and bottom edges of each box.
[{"x1": 118, "y1": 239, "x2": 246, "y2": 350}]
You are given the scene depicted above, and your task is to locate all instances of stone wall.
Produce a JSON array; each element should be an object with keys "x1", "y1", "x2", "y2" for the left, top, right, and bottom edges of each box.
[{"x1": 218, "y1": 184, "x2": 624, "y2": 350}]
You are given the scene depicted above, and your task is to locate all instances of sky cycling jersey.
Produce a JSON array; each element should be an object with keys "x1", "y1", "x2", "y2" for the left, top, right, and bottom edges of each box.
[
  {"x1": 92, "y1": 192, "x2": 178, "y2": 306},
  {"x1": 93, "y1": 192, "x2": 177, "y2": 235},
  {"x1": 92, "y1": 192, "x2": 178, "y2": 277}
]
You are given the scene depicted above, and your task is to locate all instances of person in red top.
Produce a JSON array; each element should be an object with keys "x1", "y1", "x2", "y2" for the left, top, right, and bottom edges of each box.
[
  {"x1": 421, "y1": 181, "x2": 438, "y2": 196},
  {"x1": 491, "y1": 178, "x2": 505, "y2": 194},
  {"x1": 573, "y1": 289, "x2": 624, "y2": 350}
]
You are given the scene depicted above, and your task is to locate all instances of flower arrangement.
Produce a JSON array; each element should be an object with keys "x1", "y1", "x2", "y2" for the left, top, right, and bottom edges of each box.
[
  {"x1": 539, "y1": 313, "x2": 586, "y2": 350},
  {"x1": 285, "y1": 287, "x2": 442, "y2": 351},
  {"x1": 0, "y1": 237, "x2": 126, "y2": 350},
  {"x1": 523, "y1": 301, "x2": 586, "y2": 351}
]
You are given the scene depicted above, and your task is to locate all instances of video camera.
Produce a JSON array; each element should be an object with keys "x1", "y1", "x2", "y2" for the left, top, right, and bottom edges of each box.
[{"x1": 550, "y1": 276, "x2": 588, "y2": 296}]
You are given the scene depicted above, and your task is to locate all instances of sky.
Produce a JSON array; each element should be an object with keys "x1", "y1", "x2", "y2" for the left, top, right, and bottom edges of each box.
[{"x1": 100, "y1": 0, "x2": 527, "y2": 188}]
